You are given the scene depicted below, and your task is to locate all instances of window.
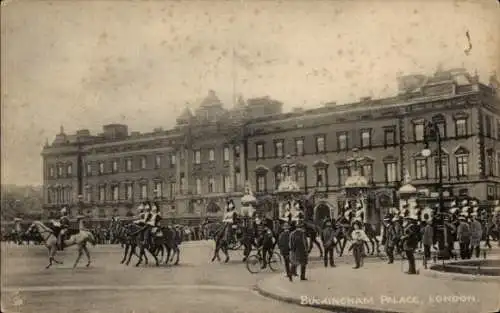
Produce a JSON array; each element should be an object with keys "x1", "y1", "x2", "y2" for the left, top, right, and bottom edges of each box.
[
  {"x1": 154, "y1": 181, "x2": 163, "y2": 198},
  {"x1": 99, "y1": 186, "x2": 106, "y2": 202},
  {"x1": 256, "y1": 175, "x2": 266, "y2": 192},
  {"x1": 485, "y1": 115, "x2": 493, "y2": 137},
  {"x1": 235, "y1": 171, "x2": 241, "y2": 189},
  {"x1": 194, "y1": 150, "x2": 201, "y2": 164},
  {"x1": 296, "y1": 169, "x2": 305, "y2": 187},
  {"x1": 316, "y1": 168, "x2": 327, "y2": 187},
  {"x1": 170, "y1": 154, "x2": 176, "y2": 167},
  {"x1": 140, "y1": 156, "x2": 147, "y2": 169},
  {"x1": 208, "y1": 176, "x2": 215, "y2": 193},
  {"x1": 85, "y1": 187, "x2": 92, "y2": 202},
  {"x1": 140, "y1": 184, "x2": 148, "y2": 199},
  {"x1": 223, "y1": 147, "x2": 230, "y2": 162},
  {"x1": 112, "y1": 160, "x2": 118, "y2": 173},
  {"x1": 223, "y1": 175, "x2": 231, "y2": 193},
  {"x1": 497, "y1": 120, "x2": 500, "y2": 139},
  {"x1": 456, "y1": 155, "x2": 469, "y2": 177},
  {"x1": 487, "y1": 185, "x2": 495, "y2": 200},
  {"x1": 434, "y1": 156, "x2": 449, "y2": 179},
  {"x1": 361, "y1": 129, "x2": 371, "y2": 148},
  {"x1": 234, "y1": 145, "x2": 240, "y2": 158},
  {"x1": 337, "y1": 133, "x2": 347, "y2": 151},
  {"x1": 125, "y1": 184, "x2": 133, "y2": 200},
  {"x1": 155, "y1": 155, "x2": 162, "y2": 168},
  {"x1": 126, "y1": 159, "x2": 133, "y2": 172},
  {"x1": 195, "y1": 178, "x2": 202, "y2": 194},
  {"x1": 384, "y1": 128, "x2": 395, "y2": 146},
  {"x1": 414, "y1": 123, "x2": 424, "y2": 142},
  {"x1": 487, "y1": 150, "x2": 494, "y2": 176},
  {"x1": 169, "y1": 183, "x2": 175, "y2": 198},
  {"x1": 295, "y1": 138, "x2": 304, "y2": 156},
  {"x1": 274, "y1": 140, "x2": 284, "y2": 158},
  {"x1": 497, "y1": 152, "x2": 500, "y2": 177},
  {"x1": 58, "y1": 165, "x2": 63, "y2": 177},
  {"x1": 112, "y1": 185, "x2": 119, "y2": 201},
  {"x1": 48, "y1": 166, "x2": 54, "y2": 178},
  {"x1": 316, "y1": 135, "x2": 326, "y2": 153},
  {"x1": 67, "y1": 164, "x2": 72, "y2": 176},
  {"x1": 256, "y1": 143, "x2": 264, "y2": 159},
  {"x1": 362, "y1": 164, "x2": 373, "y2": 181},
  {"x1": 415, "y1": 159, "x2": 428, "y2": 179},
  {"x1": 274, "y1": 171, "x2": 283, "y2": 189},
  {"x1": 98, "y1": 162, "x2": 104, "y2": 175},
  {"x1": 385, "y1": 162, "x2": 397, "y2": 182},
  {"x1": 455, "y1": 119, "x2": 467, "y2": 137},
  {"x1": 338, "y1": 168, "x2": 349, "y2": 186},
  {"x1": 208, "y1": 149, "x2": 215, "y2": 162}
]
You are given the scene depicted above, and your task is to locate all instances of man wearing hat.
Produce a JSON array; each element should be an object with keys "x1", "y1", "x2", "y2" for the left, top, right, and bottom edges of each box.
[
  {"x1": 350, "y1": 220, "x2": 370, "y2": 269},
  {"x1": 457, "y1": 214, "x2": 471, "y2": 259},
  {"x1": 401, "y1": 212, "x2": 419, "y2": 274},
  {"x1": 321, "y1": 218, "x2": 337, "y2": 268},
  {"x1": 470, "y1": 210, "x2": 483, "y2": 258},
  {"x1": 289, "y1": 219, "x2": 309, "y2": 281},
  {"x1": 381, "y1": 213, "x2": 397, "y2": 264},
  {"x1": 278, "y1": 222, "x2": 292, "y2": 280},
  {"x1": 57, "y1": 207, "x2": 70, "y2": 251}
]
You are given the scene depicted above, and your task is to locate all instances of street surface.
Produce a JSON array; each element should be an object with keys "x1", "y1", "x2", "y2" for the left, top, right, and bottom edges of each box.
[{"x1": 1, "y1": 241, "x2": 386, "y2": 313}]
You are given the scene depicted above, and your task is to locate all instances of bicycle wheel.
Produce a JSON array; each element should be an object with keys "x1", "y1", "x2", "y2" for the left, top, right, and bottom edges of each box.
[
  {"x1": 246, "y1": 254, "x2": 262, "y2": 274},
  {"x1": 269, "y1": 252, "x2": 282, "y2": 272}
]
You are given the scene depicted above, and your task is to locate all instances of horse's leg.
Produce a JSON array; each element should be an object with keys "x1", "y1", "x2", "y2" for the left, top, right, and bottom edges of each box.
[
  {"x1": 165, "y1": 245, "x2": 172, "y2": 264},
  {"x1": 46, "y1": 246, "x2": 54, "y2": 269},
  {"x1": 222, "y1": 243, "x2": 230, "y2": 263},
  {"x1": 121, "y1": 244, "x2": 129, "y2": 264},
  {"x1": 135, "y1": 244, "x2": 145, "y2": 267},
  {"x1": 126, "y1": 244, "x2": 135, "y2": 266},
  {"x1": 73, "y1": 247, "x2": 83, "y2": 269},
  {"x1": 211, "y1": 240, "x2": 219, "y2": 262},
  {"x1": 83, "y1": 245, "x2": 91, "y2": 267},
  {"x1": 313, "y1": 237, "x2": 323, "y2": 257}
]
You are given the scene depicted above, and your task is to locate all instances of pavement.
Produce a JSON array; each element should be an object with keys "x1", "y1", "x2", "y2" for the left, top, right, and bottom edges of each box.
[
  {"x1": 257, "y1": 249, "x2": 500, "y2": 313},
  {"x1": 1, "y1": 241, "x2": 333, "y2": 313}
]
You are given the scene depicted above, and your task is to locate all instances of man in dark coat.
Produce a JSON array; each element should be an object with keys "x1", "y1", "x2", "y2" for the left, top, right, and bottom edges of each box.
[
  {"x1": 457, "y1": 215, "x2": 471, "y2": 259},
  {"x1": 289, "y1": 219, "x2": 309, "y2": 281},
  {"x1": 421, "y1": 220, "x2": 434, "y2": 261},
  {"x1": 381, "y1": 214, "x2": 397, "y2": 264},
  {"x1": 401, "y1": 216, "x2": 419, "y2": 274},
  {"x1": 321, "y1": 218, "x2": 337, "y2": 268},
  {"x1": 278, "y1": 222, "x2": 292, "y2": 280},
  {"x1": 260, "y1": 223, "x2": 275, "y2": 269}
]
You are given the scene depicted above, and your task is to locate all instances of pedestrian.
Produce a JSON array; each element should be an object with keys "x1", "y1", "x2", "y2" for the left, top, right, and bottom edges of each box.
[
  {"x1": 457, "y1": 215, "x2": 471, "y2": 259},
  {"x1": 401, "y1": 215, "x2": 419, "y2": 275},
  {"x1": 260, "y1": 223, "x2": 275, "y2": 269},
  {"x1": 349, "y1": 220, "x2": 370, "y2": 269},
  {"x1": 470, "y1": 213, "x2": 482, "y2": 258},
  {"x1": 381, "y1": 214, "x2": 397, "y2": 264},
  {"x1": 289, "y1": 219, "x2": 309, "y2": 281},
  {"x1": 421, "y1": 220, "x2": 433, "y2": 262},
  {"x1": 321, "y1": 218, "x2": 337, "y2": 268},
  {"x1": 278, "y1": 222, "x2": 292, "y2": 281}
]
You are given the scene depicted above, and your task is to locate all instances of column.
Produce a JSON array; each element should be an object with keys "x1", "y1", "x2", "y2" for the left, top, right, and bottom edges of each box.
[
  {"x1": 229, "y1": 144, "x2": 235, "y2": 192},
  {"x1": 175, "y1": 149, "x2": 181, "y2": 195},
  {"x1": 239, "y1": 141, "x2": 246, "y2": 185},
  {"x1": 184, "y1": 147, "x2": 190, "y2": 194}
]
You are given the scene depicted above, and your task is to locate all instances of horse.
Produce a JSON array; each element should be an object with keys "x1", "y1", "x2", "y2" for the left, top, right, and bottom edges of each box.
[
  {"x1": 26, "y1": 221, "x2": 96, "y2": 269},
  {"x1": 211, "y1": 218, "x2": 256, "y2": 263}
]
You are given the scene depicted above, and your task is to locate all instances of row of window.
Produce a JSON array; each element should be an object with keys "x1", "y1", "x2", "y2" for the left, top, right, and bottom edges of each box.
[
  {"x1": 192, "y1": 145, "x2": 240, "y2": 165},
  {"x1": 83, "y1": 181, "x2": 168, "y2": 202},
  {"x1": 412, "y1": 116, "x2": 470, "y2": 142},
  {"x1": 414, "y1": 155, "x2": 469, "y2": 179},
  {"x1": 48, "y1": 164, "x2": 72, "y2": 178}
]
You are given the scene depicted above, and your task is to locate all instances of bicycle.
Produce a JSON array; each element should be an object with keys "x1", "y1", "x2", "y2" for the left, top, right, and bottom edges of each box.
[{"x1": 245, "y1": 247, "x2": 282, "y2": 274}]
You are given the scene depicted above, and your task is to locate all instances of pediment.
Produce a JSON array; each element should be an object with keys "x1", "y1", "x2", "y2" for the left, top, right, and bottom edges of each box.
[
  {"x1": 454, "y1": 146, "x2": 470, "y2": 155},
  {"x1": 255, "y1": 165, "x2": 270, "y2": 174},
  {"x1": 313, "y1": 159, "x2": 329, "y2": 168}
]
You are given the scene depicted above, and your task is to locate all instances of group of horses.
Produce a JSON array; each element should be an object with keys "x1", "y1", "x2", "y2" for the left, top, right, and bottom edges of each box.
[{"x1": 202, "y1": 213, "x2": 381, "y2": 264}]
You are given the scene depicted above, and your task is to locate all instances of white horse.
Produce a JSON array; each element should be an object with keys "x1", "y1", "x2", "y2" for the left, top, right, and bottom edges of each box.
[{"x1": 26, "y1": 221, "x2": 96, "y2": 269}]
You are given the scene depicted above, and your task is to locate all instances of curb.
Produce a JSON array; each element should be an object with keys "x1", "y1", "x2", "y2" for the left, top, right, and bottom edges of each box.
[
  {"x1": 420, "y1": 267, "x2": 500, "y2": 283},
  {"x1": 255, "y1": 280, "x2": 404, "y2": 313}
]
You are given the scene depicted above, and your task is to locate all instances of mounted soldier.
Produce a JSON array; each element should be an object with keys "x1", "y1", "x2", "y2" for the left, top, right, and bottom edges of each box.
[
  {"x1": 54, "y1": 207, "x2": 70, "y2": 251},
  {"x1": 222, "y1": 199, "x2": 238, "y2": 243}
]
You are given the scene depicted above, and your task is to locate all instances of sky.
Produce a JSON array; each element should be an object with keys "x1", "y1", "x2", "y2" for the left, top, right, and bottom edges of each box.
[{"x1": 1, "y1": 0, "x2": 499, "y2": 186}]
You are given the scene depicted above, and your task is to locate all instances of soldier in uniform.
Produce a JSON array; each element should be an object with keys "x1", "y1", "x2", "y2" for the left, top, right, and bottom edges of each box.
[
  {"x1": 401, "y1": 213, "x2": 419, "y2": 274},
  {"x1": 321, "y1": 218, "x2": 337, "y2": 268},
  {"x1": 420, "y1": 207, "x2": 434, "y2": 261},
  {"x1": 278, "y1": 222, "x2": 292, "y2": 280},
  {"x1": 259, "y1": 222, "x2": 275, "y2": 269},
  {"x1": 57, "y1": 207, "x2": 70, "y2": 251},
  {"x1": 470, "y1": 208, "x2": 483, "y2": 258},
  {"x1": 457, "y1": 215, "x2": 471, "y2": 259},
  {"x1": 381, "y1": 213, "x2": 397, "y2": 264}
]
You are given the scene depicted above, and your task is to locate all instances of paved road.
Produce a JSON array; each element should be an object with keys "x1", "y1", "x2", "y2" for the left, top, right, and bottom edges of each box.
[{"x1": 2, "y1": 241, "x2": 347, "y2": 313}]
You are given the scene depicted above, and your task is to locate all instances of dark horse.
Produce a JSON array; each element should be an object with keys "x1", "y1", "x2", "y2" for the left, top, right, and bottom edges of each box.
[
  {"x1": 118, "y1": 223, "x2": 161, "y2": 267},
  {"x1": 335, "y1": 219, "x2": 380, "y2": 256},
  {"x1": 211, "y1": 219, "x2": 257, "y2": 263}
]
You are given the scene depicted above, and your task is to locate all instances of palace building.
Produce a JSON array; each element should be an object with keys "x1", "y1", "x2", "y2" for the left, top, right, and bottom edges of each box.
[{"x1": 42, "y1": 68, "x2": 500, "y2": 225}]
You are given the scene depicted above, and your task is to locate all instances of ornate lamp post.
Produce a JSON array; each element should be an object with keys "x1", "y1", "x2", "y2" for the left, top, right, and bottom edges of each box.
[
  {"x1": 77, "y1": 194, "x2": 84, "y2": 216},
  {"x1": 421, "y1": 119, "x2": 448, "y2": 259},
  {"x1": 275, "y1": 154, "x2": 302, "y2": 221},
  {"x1": 344, "y1": 148, "x2": 370, "y2": 222}
]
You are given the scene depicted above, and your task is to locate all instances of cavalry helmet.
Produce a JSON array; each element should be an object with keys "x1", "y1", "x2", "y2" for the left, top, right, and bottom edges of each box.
[
  {"x1": 60, "y1": 207, "x2": 68, "y2": 215},
  {"x1": 137, "y1": 204, "x2": 144, "y2": 212},
  {"x1": 152, "y1": 205, "x2": 158, "y2": 213}
]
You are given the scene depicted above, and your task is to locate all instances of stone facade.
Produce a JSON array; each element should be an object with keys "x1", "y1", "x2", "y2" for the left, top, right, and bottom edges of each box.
[{"x1": 42, "y1": 69, "x2": 500, "y2": 224}]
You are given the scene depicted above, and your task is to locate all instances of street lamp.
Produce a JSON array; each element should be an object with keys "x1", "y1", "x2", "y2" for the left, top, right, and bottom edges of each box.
[
  {"x1": 77, "y1": 194, "x2": 83, "y2": 216},
  {"x1": 421, "y1": 119, "x2": 448, "y2": 259}
]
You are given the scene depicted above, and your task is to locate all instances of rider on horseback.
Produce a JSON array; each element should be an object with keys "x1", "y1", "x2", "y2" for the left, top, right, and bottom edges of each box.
[
  {"x1": 222, "y1": 199, "x2": 238, "y2": 242},
  {"x1": 57, "y1": 207, "x2": 70, "y2": 251},
  {"x1": 149, "y1": 203, "x2": 162, "y2": 240},
  {"x1": 141, "y1": 202, "x2": 154, "y2": 247}
]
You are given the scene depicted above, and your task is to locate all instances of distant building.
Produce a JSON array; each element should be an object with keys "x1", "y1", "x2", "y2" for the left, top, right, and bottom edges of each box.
[{"x1": 41, "y1": 68, "x2": 500, "y2": 225}]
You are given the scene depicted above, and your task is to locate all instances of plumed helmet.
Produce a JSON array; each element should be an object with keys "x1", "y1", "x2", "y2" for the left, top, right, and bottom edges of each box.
[
  {"x1": 449, "y1": 207, "x2": 459, "y2": 214},
  {"x1": 228, "y1": 200, "x2": 235, "y2": 210},
  {"x1": 461, "y1": 206, "x2": 469, "y2": 216},
  {"x1": 356, "y1": 202, "x2": 362, "y2": 209},
  {"x1": 344, "y1": 201, "x2": 350, "y2": 209},
  {"x1": 421, "y1": 207, "x2": 433, "y2": 223},
  {"x1": 461, "y1": 199, "x2": 468, "y2": 206},
  {"x1": 137, "y1": 204, "x2": 144, "y2": 212},
  {"x1": 152, "y1": 205, "x2": 158, "y2": 213},
  {"x1": 344, "y1": 209, "x2": 352, "y2": 220},
  {"x1": 470, "y1": 200, "x2": 478, "y2": 207},
  {"x1": 450, "y1": 200, "x2": 457, "y2": 207},
  {"x1": 145, "y1": 204, "x2": 151, "y2": 211},
  {"x1": 60, "y1": 207, "x2": 68, "y2": 215}
]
